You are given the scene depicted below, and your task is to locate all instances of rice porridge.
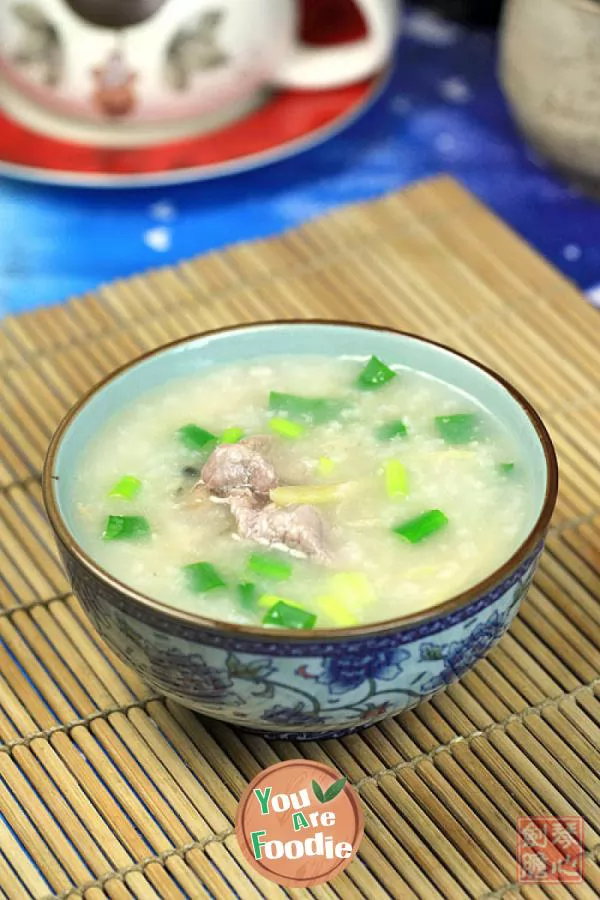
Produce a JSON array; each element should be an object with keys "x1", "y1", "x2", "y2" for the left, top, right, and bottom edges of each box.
[{"x1": 72, "y1": 354, "x2": 532, "y2": 629}]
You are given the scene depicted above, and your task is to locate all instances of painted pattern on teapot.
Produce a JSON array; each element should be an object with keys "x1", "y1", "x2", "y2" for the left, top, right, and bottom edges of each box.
[{"x1": 7, "y1": 0, "x2": 230, "y2": 116}]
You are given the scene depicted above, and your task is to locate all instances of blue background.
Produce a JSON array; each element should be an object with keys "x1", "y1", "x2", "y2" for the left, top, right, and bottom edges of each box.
[{"x1": 1, "y1": 5, "x2": 600, "y2": 317}]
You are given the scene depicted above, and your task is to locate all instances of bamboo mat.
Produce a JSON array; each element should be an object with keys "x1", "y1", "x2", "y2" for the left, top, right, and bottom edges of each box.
[{"x1": 1, "y1": 175, "x2": 600, "y2": 900}]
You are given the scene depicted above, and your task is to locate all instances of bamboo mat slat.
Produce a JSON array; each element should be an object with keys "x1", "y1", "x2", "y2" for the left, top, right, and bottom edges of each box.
[{"x1": 1, "y1": 175, "x2": 599, "y2": 899}]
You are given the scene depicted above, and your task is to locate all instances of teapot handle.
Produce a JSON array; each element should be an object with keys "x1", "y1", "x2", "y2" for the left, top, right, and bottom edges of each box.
[{"x1": 274, "y1": 0, "x2": 400, "y2": 89}]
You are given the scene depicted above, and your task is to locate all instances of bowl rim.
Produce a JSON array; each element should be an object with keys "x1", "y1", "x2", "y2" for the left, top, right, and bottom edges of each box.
[{"x1": 42, "y1": 319, "x2": 559, "y2": 642}]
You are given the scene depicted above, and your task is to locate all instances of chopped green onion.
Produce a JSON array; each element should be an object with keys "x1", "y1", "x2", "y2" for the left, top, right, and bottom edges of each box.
[
  {"x1": 393, "y1": 509, "x2": 448, "y2": 544},
  {"x1": 356, "y1": 356, "x2": 397, "y2": 391},
  {"x1": 435, "y1": 414, "x2": 480, "y2": 445},
  {"x1": 498, "y1": 462, "x2": 515, "y2": 475},
  {"x1": 177, "y1": 424, "x2": 218, "y2": 453},
  {"x1": 248, "y1": 552, "x2": 292, "y2": 581},
  {"x1": 221, "y1": 427, "x2": 244, "y2": 444},
  {"x1": 269, "y1": 392, "x2": 346, "y2": 424},
  {"x1": 317, "y1": 456, "x2": 335, "y2": 476},
  {"x1": 330, "y1": 572, "x2": 376, "y2": 607},
  {"x1": 258, "y1": 594, "x2": 305, "y2": 610},
  {"x1": 237, "y1": 582, "x2": 258, "y2": 610},
  {"x1": 318, "y1": 596, "x2": 358, "y2": 627},
  {"x1": 376, "y1": 420, "x2": 408, "y2": 441},
  {"x1": 108, "y1": 475, "x2": 142, "y2": 501},
  {"x1": 262, "y1": 600, "x2": 317, "y2": 630},
  {"x1": 268, "y1": 417, "x2": 306, "y2": 439},
  {"x1": 183, "y1": 562, "x2": 226, "y2": 593},
  {"x1": 103, "y1": 515, "x2": 151, "y2": 541},
  {"x1": 271, "y1": 483, "x2": 345, "y2": 506},
  {"x1": 384, "y1": 460, "x2": 409, "y2": 499}
]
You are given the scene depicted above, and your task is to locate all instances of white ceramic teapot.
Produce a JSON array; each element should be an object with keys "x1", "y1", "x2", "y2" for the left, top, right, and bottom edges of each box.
[{"x1": 0, "y1": 0, "x2": 400, "y2": 146}]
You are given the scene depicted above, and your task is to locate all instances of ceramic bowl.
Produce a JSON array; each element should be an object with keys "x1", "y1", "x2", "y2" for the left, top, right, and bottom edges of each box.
[{"x1": 42, "y1": 322, "x2": 558, "y2": 740}]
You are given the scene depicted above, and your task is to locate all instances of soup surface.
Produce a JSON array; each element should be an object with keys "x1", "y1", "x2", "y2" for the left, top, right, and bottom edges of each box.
[{"x1": 72, "y1": 355, "x2": 532, "y2": 628}]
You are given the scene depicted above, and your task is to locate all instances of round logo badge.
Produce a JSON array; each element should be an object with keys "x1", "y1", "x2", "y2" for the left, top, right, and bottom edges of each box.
[{"x1": 236, "y1": 760, "x2": 364, "y2": 887}]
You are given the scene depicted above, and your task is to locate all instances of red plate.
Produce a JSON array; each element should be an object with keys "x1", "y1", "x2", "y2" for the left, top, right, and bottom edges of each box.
[{"x1": 0, "y1": 0, "x2": 389, "y2": 188}]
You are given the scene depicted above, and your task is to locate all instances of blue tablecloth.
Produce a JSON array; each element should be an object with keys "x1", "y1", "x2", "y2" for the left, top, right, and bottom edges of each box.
[{"x1": 2, "y1": 5, "x2": 600, "y2": 317}]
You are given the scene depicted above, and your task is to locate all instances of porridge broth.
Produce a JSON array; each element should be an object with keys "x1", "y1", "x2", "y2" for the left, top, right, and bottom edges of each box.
[{"x1": 72, "y1": 355, "x2": 532, "y2": 629}]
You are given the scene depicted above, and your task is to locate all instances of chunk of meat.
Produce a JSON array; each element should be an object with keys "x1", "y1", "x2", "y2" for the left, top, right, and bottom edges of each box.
[
  {"x1": 239, "y1": 435, "x2": 272, "y2": 454},
  {"x1": 201, "y1": 440, "x2": 277, "y2": 498},
  {"x1": 230, "y1": 492, "x2": 329, "y2": 562},
  {"x1": 238, "y1": 435, "x2": 310, "y2": 485}
]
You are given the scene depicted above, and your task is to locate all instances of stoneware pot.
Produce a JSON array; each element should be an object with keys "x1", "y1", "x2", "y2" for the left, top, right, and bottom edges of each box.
[
  {"x1": 42, "y1": 322, "x2": 558, "y2": 740},
  {"x1": 500, "y1": 0, "x2": 600, "y2": 191}
]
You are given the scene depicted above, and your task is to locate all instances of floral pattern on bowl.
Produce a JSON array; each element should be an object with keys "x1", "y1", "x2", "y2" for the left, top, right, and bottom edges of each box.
[{"x1": 62, "y1": 543, "x2": 541, "y2": 740}]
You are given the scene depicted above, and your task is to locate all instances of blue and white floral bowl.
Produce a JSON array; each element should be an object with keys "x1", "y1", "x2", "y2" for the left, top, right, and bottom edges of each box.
[{"x1": 43, "y1": 322, "x2": 558, "y2": 740}]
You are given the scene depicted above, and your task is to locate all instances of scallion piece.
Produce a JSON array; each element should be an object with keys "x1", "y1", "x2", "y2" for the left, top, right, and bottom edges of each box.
[
  {"x1": 108, "y1": 475, "x2": 142, "y2": 501},
  {"x1": 435, "y1": 414, "x2": 479, "y2": 445},
  {"x1": 384, "y1": 460, "x2": 409, "y2": 499},
  {"x1": 498, "y1": 462, "x2": 515, "y2": 475},
  {"x1": 356, "y1": 356, "x2": 397, "y2": 391},
  {"x1": 103, "y1": 515, "x2": 151, "y2": 541},
  {"x1": 262, "y1": 600, "x2": 317, "y2": 630},
  {"x1": 393, "y1": 509, "x2": 448, "y2": 544},
  {"x1": 318, "y1": 596, "x2": 358, "y2": 627},
  {"x1": 268, "y1": 417, "x2": 306, "y2": 439},
  {"x1": 317, "y1": 456, "x2": 335, "y2": 475},
  {"x1": 183, "y1": 562, "x2": 226, "y2": 593},
  {"x1": 258, "y1": 594, "x2": 305, "y2": 610},
  {"x1": 376, "y1": 420, "x2": 408, "y2": 441},
  {"x1": 177, "y1": 424, "x2": 218, "y2": 453},
  {"x1": 248, "y1": 552, "x2": 292, "y2": 581},
  {"x1": 330, "y1": 572, "x2": 376, "y2": 607},
  {"x1": 237, "y1": 582, "x2": 258, "y2": 610},
  {"x1": 269, "y1": 392, "x2": 346, "y2": 424},
  {"x1": 221, "y1": 427, "x2": 244, "y2": 444}
]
